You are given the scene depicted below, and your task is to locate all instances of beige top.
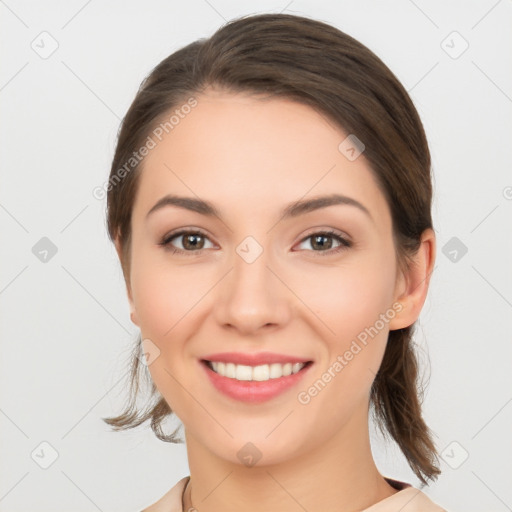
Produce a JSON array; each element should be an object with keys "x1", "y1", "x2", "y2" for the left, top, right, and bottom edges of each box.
[{"x1": 141, "y1": 476, "x2": 447, "y2": 511}]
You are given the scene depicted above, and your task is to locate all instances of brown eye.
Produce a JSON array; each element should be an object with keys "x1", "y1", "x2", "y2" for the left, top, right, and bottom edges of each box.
[
  {"x1": 181, "y1": 233, "x2": 205, "y2": 250},
  {"x1": 160, "y1": 230, "x2": 214, "y2": 254},
  {"x1": 310, "y1": 234, "x2": 334, "y2": 250},
  {"x1": 296, "y1": 230, "x2": 352, "y2": 256}
]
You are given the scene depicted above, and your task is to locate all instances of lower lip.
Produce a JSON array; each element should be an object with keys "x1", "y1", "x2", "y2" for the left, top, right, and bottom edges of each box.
[{"x1": 201, "y1": 361, "x2": 312, "y2": 404}]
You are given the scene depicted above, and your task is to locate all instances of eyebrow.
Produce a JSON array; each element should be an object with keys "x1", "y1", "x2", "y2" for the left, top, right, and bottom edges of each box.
[{"x1": 146, "y1": 193, "x2": 373, "y2": 223}]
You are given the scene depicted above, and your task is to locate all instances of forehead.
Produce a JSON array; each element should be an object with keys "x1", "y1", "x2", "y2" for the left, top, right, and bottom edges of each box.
[{"x1": 132, "y1": 90, "x2": 390, "y2": 226}]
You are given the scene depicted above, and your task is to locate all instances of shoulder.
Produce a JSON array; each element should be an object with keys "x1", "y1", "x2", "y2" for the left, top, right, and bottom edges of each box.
[
  {"x1": 140, "y1": 476, "x2": 189, "y2": 512},
  {"x1": 386, "y1": 487, "x2": 448, "y2": 511},
  {"x1": 139, "y1": 476, "x2": 448, "y2": 512},
  {"x1": 364, "y1": 485, "x2": 448, "y2": 512}
]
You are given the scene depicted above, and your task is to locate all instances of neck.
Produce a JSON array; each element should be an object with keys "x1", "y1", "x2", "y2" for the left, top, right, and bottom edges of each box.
[{"x1": 183, "y1": 404, "x2": 398, "y2": 512}]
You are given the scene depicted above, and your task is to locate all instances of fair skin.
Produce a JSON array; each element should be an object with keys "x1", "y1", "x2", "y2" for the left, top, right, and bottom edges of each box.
[{"x1": 116, "y1": 88, "x2": 435, "y2": 512}]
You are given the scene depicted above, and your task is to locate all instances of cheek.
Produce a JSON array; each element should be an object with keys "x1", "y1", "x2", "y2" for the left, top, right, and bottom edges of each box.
[
  {"x1": 130, "y1": 256, "x2": 205, "y2": 414},
  {"x1": 129, "y1": 251, "x2": 217, "y2": 408},
  {"x1": 130, "y1": 250, "x2": 211, "y2": 338},
  {"x1": 292, "y1": 253, "x2": 397, "y2": 347},
  {"x1": 290, "y1": 251, "x2": 397, "y2": 404}
]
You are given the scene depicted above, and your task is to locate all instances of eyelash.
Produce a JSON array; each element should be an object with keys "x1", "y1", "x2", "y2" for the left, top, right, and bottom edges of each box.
[{"x1": 158, "y1": 229, "x2": 352, "y2": 257}]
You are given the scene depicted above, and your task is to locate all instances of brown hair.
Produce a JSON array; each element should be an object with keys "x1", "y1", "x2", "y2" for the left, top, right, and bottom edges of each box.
[{"x1": 102, "y1": 13, "x2": 440, "y2": 484}]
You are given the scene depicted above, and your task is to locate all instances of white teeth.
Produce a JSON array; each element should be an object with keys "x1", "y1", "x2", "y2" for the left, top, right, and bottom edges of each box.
[
  {"x1": 209, "y1": 361, "x2": 307, "y2": 381},
  {"x1": 269, "y1": 363, "x2": 283, "y2": 378},
  {"x1": 235, "y1": 364, "x2": 253, "y2": 381},
  {"x1": 253, "y1": 364, "x2": 270, "y2": 381},
  {"x1": 225, "y1": 362, "x2": 236, "y2": 378},
  {"x1": 292, "y1": 363, "x2": 303, "y2": 374}
]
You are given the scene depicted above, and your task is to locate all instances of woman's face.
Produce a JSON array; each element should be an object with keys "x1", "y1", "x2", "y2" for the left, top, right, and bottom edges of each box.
[{"x1": 124, "y1": 89, "x2": 407, "y2": 465}]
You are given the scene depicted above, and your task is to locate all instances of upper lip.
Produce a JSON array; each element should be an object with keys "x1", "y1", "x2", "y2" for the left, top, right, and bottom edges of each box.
[{"x1": 202, "y1": 352, "x2": 312, "y2": 366}]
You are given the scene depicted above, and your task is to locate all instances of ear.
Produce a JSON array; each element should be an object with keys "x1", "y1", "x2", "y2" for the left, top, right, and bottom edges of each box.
[
  {"x1": 388, "y1": 228, "x2": 436, "y2": 330},
  {"x1": 114, "y1": 235, "x2": 139, "y2": 327}
]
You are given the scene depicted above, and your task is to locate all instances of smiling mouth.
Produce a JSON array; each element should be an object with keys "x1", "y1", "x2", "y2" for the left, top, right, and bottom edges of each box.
[{"x1": 202, "y1": 360, "x2": 313, "y2": 382}]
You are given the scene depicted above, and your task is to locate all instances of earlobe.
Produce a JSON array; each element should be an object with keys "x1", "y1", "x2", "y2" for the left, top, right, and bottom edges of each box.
[
  {"x1": 114, "y1": 234, "x2": 139, "y2": 327},
  {"x1": 388, "y1": 228, "x2": 436, "y2": 331},
  {"x1": 130, "y1": 308, "x2": 139, "y2": 327},
  {"x1": 126, "y1": 280, "x2": 138, "y2": 327}
]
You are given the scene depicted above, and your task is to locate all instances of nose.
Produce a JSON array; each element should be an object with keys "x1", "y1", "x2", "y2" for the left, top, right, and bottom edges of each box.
[{"x1": 213, "y1": 241, "x2": 292, "y2": 336}]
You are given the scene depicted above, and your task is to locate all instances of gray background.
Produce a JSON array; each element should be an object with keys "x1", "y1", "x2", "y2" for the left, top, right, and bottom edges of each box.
[{"x1": 1, "y1": 1, "x2": 511, "y2": 511}]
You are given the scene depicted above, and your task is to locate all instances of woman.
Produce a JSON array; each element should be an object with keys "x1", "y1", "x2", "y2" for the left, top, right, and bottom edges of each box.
[{"x1": 103, "y1": 13, "x2": 447, "y2": 511}]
